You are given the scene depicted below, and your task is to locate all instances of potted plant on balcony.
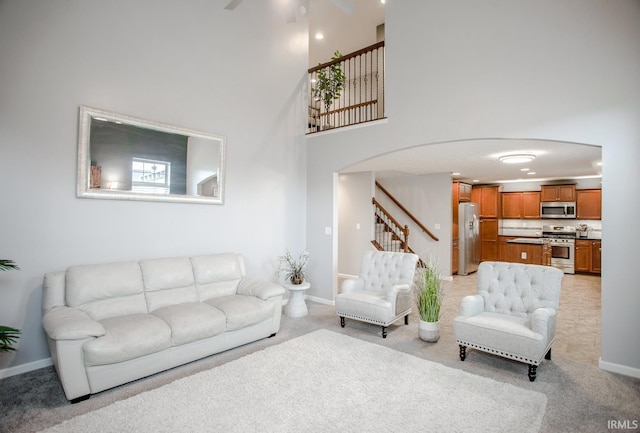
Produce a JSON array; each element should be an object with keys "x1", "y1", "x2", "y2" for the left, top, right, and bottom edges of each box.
[
  {"x1": 0, "y1": 259, "x2": 21, "y2": 353},
  {"x1": 414, "y1": 257, "x2": 444, "y2": 342},
  {"x1": 311, "y1": 50, "x2": 346, "y2": 129}
]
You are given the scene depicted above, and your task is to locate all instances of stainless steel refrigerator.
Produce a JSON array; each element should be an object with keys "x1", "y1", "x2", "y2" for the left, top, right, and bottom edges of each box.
[{"x1": 458, "y1": 202, "x2": 480, "y2": 276}]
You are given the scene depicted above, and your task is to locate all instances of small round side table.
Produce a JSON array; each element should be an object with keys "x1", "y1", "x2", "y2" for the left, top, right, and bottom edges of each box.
[{"x1": 283, "y1": 281, "x2": 311, "y2": 318}]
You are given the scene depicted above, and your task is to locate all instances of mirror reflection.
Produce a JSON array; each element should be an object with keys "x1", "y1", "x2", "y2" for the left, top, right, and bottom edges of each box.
[{"x1": 77, "y1": 106, "x2": 225, "y2": 204}]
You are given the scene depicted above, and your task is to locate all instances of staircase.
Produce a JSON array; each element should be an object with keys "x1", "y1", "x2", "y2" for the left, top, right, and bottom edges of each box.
[{"x1": 372, "y1": 182, "x2": 439, "y2": 264}]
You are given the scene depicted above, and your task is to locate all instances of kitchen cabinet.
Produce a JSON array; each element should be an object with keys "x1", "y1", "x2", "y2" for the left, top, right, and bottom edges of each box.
[
  {"x1": 592, "y1": 240, "x2": 601, "y2": 273},
  {"x1": 540, "y1": 184, "x2": 576, "y2": 202},
  {"x1": 576, "y1": 189, "x2": 602, "y2": 220},
  {"x1": 501, "y1": 192, "x2": 540, "y2": 219},
  {"x1": 472, "y1": 185, "x2": 501, "y2": 262},
  {"x1": 522, "y1": 192, "x2": 541, "y2": 219},
  {"x1": 575, "y1": 240, "x2": 591, "y2": 273},
  {"x1": 480, "y1": 219, "x2": 499, "y2": 262},
  {"x1": 472, "y1": 185, "x2": 500, "y2": 218},
  {"x1": 452, "y1": 238, "x2": 459, "y2": 275},
  {"x1": 575, "y1": 239, "x2": 601, "y2": 274},
  {"x1": 453, "y1": 181, "x2": 472, "y2": 202}
]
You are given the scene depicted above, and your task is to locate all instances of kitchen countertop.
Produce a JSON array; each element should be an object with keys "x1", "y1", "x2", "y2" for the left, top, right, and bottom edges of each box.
[{"x1": 506, "y1": 237, "x2": 548, "y2": 245}]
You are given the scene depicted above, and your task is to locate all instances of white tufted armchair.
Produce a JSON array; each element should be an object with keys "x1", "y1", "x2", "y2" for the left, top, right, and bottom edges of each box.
[
  {"x1": 335, "y1": 251, "x2": 419, "y2": 338},
  {"x1": 453, "y1": 261, "x2": 564, "y2": 381}
]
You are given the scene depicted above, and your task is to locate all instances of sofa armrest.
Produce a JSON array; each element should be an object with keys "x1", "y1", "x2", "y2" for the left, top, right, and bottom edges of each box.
[
  {"x1": 386, "y1": 283, "x2": 411, "y2": 314},
  {"x1": 42, "y1": 306, "x2": 105, "y2": 340},
  {"x1": 237, "y1": 278, "x2": 285, "y2": 300},
  {"x1": 531, "y1": 307, "x2": 557, "y2": 338},
  {"x1": 458, "y1": 294, "x2": 485, "y2": 317},
  {"x1": 341, "y1": 278, "x2": 364, "y2": 293}
]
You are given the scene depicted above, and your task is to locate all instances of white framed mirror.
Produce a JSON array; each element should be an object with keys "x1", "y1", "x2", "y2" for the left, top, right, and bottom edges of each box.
[{"x1": 77, "y1": 105, "x2": 225, "y2": 205}]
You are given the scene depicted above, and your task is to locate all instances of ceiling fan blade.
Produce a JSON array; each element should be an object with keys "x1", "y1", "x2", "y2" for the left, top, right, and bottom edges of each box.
[
  {"x1": 224, "y1": 0, "x2": 243, "y2": 11},
  {"x1": 329, "y1": 0, "x2": 356, "y2": 15}
]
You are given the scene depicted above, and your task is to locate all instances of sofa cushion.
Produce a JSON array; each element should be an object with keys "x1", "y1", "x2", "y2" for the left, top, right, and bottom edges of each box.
[
  {"x1": 66, "y1": 262, "x2": 147, "y2": 321},
  {"x1": 151, "y1": 302, "x2": 227, "y2": 346},
  {"x1": 205, "y1": 295, "x2": 273, "y2": 331},
  {"x1": 140, "y1": 257, "x2": 198, "y2": 312},
  {"x1": 192, "y1": 253, "x2": 244, "y2": 300},
  {"x1": 335, "y1": 290, "x2": 393, "y2": 324},
  {"x1": 83, "y1": 314, "x2": 172, "y2": 366},
  {"x1": 453, "y1": 312, "x2": 545, "y2": 361}
]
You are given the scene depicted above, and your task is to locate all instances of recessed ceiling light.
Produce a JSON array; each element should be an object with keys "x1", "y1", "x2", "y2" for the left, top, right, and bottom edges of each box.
[
  {"x1": 527, "y1": 172, "x2": 537, "y2": 175},
  {"x1": 499, "y1": 153, "x2": 535, "y2": 164},
  {"x1": 451, "y1": 172, "x2": 460, "y2": 176},
  {"x1": 473, "y1": 179, "x2": 480, "y2": 183},
  {"x1": 315, "y1": 33, "x2": 324, "y2": 40},
  {"x1": 520, "y1": 168, "x2": 530, "y2": 172}
]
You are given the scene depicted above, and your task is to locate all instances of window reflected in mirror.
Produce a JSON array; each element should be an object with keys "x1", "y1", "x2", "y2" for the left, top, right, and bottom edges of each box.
[{"x1": 77, "y1": 106, "x2": 225, "y2": 204}]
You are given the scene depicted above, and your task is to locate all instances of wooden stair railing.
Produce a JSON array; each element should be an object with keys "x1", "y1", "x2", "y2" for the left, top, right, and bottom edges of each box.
[
  {"x1": 375, "y1": 181, "x2": 439, "y2": 242},
  {"x1": 372, "y1": 197, "x2": 409, "y2": 253}
]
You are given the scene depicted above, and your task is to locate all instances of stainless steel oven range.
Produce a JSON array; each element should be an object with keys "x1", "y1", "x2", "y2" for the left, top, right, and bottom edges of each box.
[{"x1": 542, "y1": 225, "x2": 576, "y2": 274}]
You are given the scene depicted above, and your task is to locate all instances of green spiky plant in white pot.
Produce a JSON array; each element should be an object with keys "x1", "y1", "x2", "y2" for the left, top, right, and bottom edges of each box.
[
  {"x1": 0, "y1": 259, "x2": 21, "y2": 353},
  {"x1": 414, "y1": 257, "x2": 444, "y2": 342}
]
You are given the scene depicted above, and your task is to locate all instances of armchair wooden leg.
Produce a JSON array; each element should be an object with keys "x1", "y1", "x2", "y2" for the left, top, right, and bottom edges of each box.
[
  {"x1": 404, "y1": 315, "x2": 409, "y2": 325},
  {"x1": 545, "y1": 348, "x2": 552, "y2": 360},
  {"x1": 340, "y1": 316, "x2": 345, "y2": 328},
  {"x1": 459, "y1": 345, "x2": 466, "y2": 361},
  {"x1": 382, "y1": 326, "x2": 388, "y2": 338},
  {"x1": 528, "y1": 364, "x2": 537, "y2": 382}
]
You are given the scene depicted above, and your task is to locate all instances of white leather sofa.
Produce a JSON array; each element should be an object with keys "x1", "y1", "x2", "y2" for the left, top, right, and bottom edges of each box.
[{"x1": 42, "y1": 253, "x2": 285, "y2": 403}]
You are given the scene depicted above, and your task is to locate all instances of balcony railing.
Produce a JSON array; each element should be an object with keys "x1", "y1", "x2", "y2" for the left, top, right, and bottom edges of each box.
[{"x1": 307, "y1": 41, "x2": 385, "y2": 134}]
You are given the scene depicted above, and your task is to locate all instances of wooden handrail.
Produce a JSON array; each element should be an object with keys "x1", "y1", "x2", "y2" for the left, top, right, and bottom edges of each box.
[
  {"x1": 308, "y1": 41, "x2": 385, "y2": 74},
  {"x1": 375, "y1": 181, "x2": 440, "y2": 242},
  {"x1": 318, "y1": 100, "x2": 378, "y2": 117},
  {"x1": 372, "y1": 197, "x2": 407, "y2": 237}
]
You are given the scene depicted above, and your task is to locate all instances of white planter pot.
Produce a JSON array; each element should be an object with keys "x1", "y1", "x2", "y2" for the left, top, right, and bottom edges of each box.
[{"x1": 419, "y1": 320, "x2": 440, "y2": 342}]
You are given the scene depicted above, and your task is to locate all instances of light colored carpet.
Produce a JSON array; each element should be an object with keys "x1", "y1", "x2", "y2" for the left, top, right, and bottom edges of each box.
[{"x1": 38, "y1": 329, "x2": 546, "y2": 433}]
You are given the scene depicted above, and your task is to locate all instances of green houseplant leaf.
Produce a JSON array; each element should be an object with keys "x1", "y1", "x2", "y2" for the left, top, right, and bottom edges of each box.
[
  {"x1": 311, "y1": 50, "x2": 347, "y2": 115},
  {"x1": 0, "y1": 259, "x2": 21, "y2": 352},
  {"x1": 414, "y1": 258, "x2": 444, "y2": 323}
]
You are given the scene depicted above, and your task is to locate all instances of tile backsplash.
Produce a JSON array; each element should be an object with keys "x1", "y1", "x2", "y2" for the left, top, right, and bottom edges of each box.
[{"x1": 500, "y1": 219, "x2": 602, "y2": 238}]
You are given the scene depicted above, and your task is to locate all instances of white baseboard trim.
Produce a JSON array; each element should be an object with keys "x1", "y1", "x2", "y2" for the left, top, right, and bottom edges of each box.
[
  {"x1": 0, "y1": 357, "x2": 53, "y2": 379},
  {"x1": 306, "y1": 295, "x2": 334, "y2": 306},
  {"x1": 599, "y1": 358, "x2": 640, "y2": 379}
]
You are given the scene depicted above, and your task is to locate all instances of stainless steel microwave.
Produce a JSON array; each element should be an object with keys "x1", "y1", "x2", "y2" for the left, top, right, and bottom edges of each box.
[{"x1": 540, "y1": 201, "x2": 576, "y2": 219}]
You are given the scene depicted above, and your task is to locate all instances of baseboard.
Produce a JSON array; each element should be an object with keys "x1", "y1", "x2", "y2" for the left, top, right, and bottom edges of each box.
[
  {"x1": 306, "y1": 295, "x2": 334, "y2": 306},
  {"x1": 0, "y1": 357, "x2": 53, "y2": 379},
  {"x1": 599, "y1": 358, "x2": 640, "y2": 379}
]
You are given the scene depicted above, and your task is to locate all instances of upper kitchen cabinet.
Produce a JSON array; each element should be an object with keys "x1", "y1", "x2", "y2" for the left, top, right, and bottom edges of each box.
[
  {"x1": 540, "y1": 184, "x2": 576, "y2": 202},
  {"x1": 501, "y1": 191, "x2": 540, "y2": 219},
  {"x1": 458, "y1": 182, "x2": 472, "y2": 202},
  {"x1": 471, "y1": 185, "x2": 501, "y2": 218},
  {"x1": 576, "y1": 189, "x2": 602, "y2": 220}
]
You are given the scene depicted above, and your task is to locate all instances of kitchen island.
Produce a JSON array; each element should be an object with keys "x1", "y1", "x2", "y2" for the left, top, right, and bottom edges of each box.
[{"x1": 499, "y1": 236, "x2": 551, "y2": 266}]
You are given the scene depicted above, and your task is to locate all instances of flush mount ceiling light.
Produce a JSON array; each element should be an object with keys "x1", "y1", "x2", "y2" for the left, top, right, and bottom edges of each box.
[{"x1": 499, "y1": 153, "x2": 536, "y2": 164}]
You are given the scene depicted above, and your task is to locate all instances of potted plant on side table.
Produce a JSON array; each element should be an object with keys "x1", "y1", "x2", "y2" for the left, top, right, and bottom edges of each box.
[
  {"x1": 414, "y1": 257, "x2": 444, "y2": 342},
  {"x1": 0, "y1": 259, "x2": 21, "y2": 352},
  {"x1": 278, "y1": 250, "x2": 311, "y2": 318}
]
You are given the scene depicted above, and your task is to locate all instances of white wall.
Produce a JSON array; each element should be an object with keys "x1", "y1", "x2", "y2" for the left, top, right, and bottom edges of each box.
[
  {"x1": 0, "y1": 0, "x2": 308, "y2": 372},
  {"x1": 306, "y1": 0, "x2": 640, "y2": 376},
  {"x1": 375, "y1": 173, "x2": 452, "y2": 276},
  {"x1": 337, "y1": 172, "x2": 375, "y2": 277}
]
